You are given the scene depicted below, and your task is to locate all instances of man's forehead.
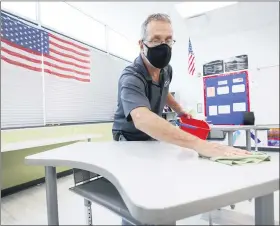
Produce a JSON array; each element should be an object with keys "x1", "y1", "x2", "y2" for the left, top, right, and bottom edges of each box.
[{"x1": 146, "y1": 20, "x2": 173, "y2": 38}]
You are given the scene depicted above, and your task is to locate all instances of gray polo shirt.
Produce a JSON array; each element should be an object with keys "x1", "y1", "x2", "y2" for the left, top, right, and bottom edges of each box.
[{"x1": 112, "y1": 55, "x2": 172, "y2": 141}]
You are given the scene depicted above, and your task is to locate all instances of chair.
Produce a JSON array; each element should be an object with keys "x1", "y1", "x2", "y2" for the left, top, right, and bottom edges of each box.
[{"x1": 243, "y1": 111, "x2": 255, "y2": 125}]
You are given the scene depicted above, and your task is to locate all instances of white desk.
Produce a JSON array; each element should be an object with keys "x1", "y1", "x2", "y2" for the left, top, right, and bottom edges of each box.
[
  {"x1": 25, "y1": 141, "x2": 279, "y2": 225},
  {"x1": 210, "y1": 124, "x2": 279, "y2": 151},
  {"x1": 1, "y1": 134, "x2": 102, "y2": 152}
]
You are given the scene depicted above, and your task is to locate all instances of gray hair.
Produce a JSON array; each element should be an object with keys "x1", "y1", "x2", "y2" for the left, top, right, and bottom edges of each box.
[{"x1": 140, "y1": 13, "x2": 172, "y2": 40}]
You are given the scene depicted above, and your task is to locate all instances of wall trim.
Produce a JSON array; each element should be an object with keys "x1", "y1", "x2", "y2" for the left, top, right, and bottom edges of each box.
[{"x1": 1, "y1": 169, "x2": 73, "y2": 198}]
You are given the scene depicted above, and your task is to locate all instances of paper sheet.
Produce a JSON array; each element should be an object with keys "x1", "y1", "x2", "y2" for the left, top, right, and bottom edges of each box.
[
  {"x1": 218, "y1": 80, "x2": 228, "y2": 86},
  {"x1": 217, "y1": 86, "x2": 229, "y2": 95},
  {"x1": 207, "y1": 87, "x2": 216, "y2": 97},
  {"x1": 233, "y1": 77, "x2": 243, "y2": 83},
  {"x1": 209, "y1": 105, "x2": 218, "y2": 116},
  {"x1": 218, "y1": 105, "x2": 231, "y2": 114},
  {"x1": 232, "y1": 84, "x2": 245, "y2": 93},
  {"x1": 233, "y1": 102, "x2": 246, "y2": 112}
]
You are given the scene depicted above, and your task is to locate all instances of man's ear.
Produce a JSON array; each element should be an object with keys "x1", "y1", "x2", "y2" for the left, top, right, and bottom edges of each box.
[{"x1": 139, "y1": 40, "x2": 144, "y2": 51}]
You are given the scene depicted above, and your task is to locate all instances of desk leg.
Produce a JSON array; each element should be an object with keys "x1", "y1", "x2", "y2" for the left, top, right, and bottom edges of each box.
[
  {"x1": 45, "y1": 166, "x2": 59, "y2": 225},
  {"x1": 246, "y1": 130, "x2": 252, "y2": 152},
  {"x1": 255, "y1": 193, "x2": 275, "y2": 225},
  {"x1": 84, "y1": 199, "x2": 92, "y2": 225},
  {"x1": 228, "y1": 131, "x2": 234, "y2": 146},
  {"x1": 254, "y1": 129, "x2": 258, "y2": 152}
]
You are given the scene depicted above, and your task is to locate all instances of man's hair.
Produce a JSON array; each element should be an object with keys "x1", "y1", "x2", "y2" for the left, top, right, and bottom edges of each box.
[{"x1": 140, "y1": 13, "x2": 172, "y2": 40}]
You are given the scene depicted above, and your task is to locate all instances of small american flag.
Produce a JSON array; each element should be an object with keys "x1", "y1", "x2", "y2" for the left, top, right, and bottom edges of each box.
[
  {"x1": 188, "y1": 38, "x2": 195, "y2": 76},
  {"x1": 1, "y1": 12, "x2": 91, "y2": 82}
]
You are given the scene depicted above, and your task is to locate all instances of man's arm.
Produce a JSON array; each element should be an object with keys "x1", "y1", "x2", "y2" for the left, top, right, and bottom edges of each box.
[
  {"x1": 120, "y1": 75, "x2": 202, "y2": 149},
  {"x1": 166, "y1": 93, "x2": 184, "y2": 114},
  {"x1": 130, "y1": 107, "x2": 203, "y2": 150},
  {"x1": 120, "y1": 75, "x2": 250, "y2": 157},
  {"x1": 166, "y1": 93, "x2": 192, "y2": 118}
]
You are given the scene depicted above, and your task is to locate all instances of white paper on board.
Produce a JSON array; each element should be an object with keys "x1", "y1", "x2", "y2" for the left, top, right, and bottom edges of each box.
[
  {"x1": 209, "y1": 105, "x2": 218, "y2": 116},
  {"x1": 233, "y1": 77, "x2": 244, "y2": 83},
  {"x1": 232, "y1": 84, "x2": 245, "y2": 93},
  {"x1": 207, "y1": 87, "x2": 216, "y2": 97},
  {"x1": 217, "y1": 86, "x2": 229, "y2": 95},
  {"x1": 218, "y1": 105, "x2": 231, "y2": 114},
  {"x1": 233, "y1": 102, "x2": 246, "y2": 112},
  {"x1": 218, "y1": 80, "x2": 228, "y2": 86}
]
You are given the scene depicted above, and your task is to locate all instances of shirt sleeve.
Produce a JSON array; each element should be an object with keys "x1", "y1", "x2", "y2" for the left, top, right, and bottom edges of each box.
[{"x1": 120, "y1": 75, "x2": 151, "y2": 120}]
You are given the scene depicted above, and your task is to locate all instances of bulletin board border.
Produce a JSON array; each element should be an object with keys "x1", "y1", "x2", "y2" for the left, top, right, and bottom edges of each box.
[{"x1": 203, "y1": 70, "x2": 251, "y2": 125}]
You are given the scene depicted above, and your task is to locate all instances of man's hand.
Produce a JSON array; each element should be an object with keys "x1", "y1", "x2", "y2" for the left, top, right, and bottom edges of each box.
[
  {"x1": 195, "y1": 141, "x2": 251, "y2": 158},
  {"x1": 178, "y1": 110, "x2": 193, "y2": 119}
]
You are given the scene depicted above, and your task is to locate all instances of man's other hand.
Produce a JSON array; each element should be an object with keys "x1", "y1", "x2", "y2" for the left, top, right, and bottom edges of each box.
[{"x1": 178, "y1": 110, "x2": 193, "y2": 119}]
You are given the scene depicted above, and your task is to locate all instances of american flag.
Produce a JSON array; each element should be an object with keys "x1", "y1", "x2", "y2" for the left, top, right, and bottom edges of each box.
[
  {"x1": 188, "y1": 38, "x2": 195, "y2": 76},
  {"x1": 1, "y1": 12, "x2": 91, "y2": 82}
]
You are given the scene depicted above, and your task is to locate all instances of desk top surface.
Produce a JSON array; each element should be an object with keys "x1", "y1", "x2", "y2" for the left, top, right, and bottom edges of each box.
[
  {"x1": 25, "y1": 141, "x2": 279, "y2": 224},
  {"x1": 210, "y1": 124, "x2": 279, "y2": 131},
  {"x1": 1, "y1": 134, "x2": 102, "y2": 152}
]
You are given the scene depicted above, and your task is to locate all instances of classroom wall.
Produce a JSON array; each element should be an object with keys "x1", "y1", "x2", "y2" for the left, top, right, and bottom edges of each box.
[
  {"x1": 67, "y1": 2, "x2": 191, "y2": 94},
  {"x1": 1, "y1": 123, "x2": 113, "y2": 189},
  {"x1": 171, "y1": 2, "x2": 279, "y2": 146}
]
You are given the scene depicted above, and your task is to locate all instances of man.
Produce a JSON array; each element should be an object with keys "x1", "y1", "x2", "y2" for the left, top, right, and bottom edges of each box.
[{"x1": 112, "y1": 13, "x2": 250, "y2": 225}]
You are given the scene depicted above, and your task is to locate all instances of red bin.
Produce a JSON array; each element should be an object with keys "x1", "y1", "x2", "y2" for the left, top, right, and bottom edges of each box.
[{"x1": 179, "y1": 117, "x2": 210, "y2": 140}]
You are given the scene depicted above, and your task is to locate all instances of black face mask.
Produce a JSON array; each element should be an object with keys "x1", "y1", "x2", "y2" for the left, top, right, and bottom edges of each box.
[{"x1": 143, "y1": 43, "x2": 172, "y2": 69}]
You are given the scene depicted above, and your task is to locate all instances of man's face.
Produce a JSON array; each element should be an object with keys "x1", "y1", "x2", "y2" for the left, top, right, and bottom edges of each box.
[{"x1": 140, "y1": 20, "x2": 173, "y2": 54}]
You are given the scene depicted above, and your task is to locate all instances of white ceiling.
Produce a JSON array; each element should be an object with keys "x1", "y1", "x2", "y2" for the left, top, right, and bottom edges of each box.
[
  {"x1": 67, "y1": 2, "x2": 178, "y2": 42},
  {"x1": 175, "y1": 2, "x2": 238, "y2": 18},
  {"x1": 184, "y1": 2, "x2": 279, "y2": 38},
  {"x1": 66, "y1": 2, "x2": 279, "y2": 44}
]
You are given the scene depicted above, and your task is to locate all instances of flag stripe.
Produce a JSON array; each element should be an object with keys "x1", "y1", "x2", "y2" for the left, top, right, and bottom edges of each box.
[
  {"x1": 49, "y1": 47, "x2": 90, "y2": 64},
  {"x1": 188, "y1": 38, "x2": 195, "y2": 76},
  {"x1": 1, "y1": 38, "x2": 41, "y2": 56},
  {"x1": 44, "y1": 54, "x2": 90, "y2": 70},
  {"x1": 44, "y1": 64, "x2": 89, "y2": 80},
  {"x1": 44, "y1": 61, "x2": 90, "y2": 76},
  {"x1": 49, "y1": 40, "x2": 90, "y2": 58},
  {"x1": 1, "y1": 55, "x2": 42, "y2": 72},
  {"x1": 1, "y1": 46, "x2": 42, "y2": 64},
  {"x1": 49, "y1": 33, "x2": 90, "y2": 52},
  {"x1": 189, "y1": 56, "x2": 194, "y2": 66},
  {"x1": 44, "y1": 68, "x2": 90, "y2": 82},
  {"x1": 1, "y1": 49, "x2": 41, "y2": 70}
]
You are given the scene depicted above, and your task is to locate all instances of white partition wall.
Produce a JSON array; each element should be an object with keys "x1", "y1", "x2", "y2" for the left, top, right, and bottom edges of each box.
[
  {"x1": 1, "y1": 11, "x2": 44, "y2": 128},
  {"x1": 90, "y1": 52, "x2": 130, "y2": 121},
  {"x1": 1, "y1": 61, "x2": 45, "y2": 128},
  {"x1": 44, "y1": 42, "x2": 129, "y2": 124},
  {"x1": 1, "y1": 6, "x2": 133, "y2": 129}
]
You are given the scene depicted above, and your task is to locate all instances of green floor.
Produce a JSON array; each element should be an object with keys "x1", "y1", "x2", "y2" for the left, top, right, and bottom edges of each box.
[{"x1": 1, "y1": 123, "x2": 113, "y2": 190}]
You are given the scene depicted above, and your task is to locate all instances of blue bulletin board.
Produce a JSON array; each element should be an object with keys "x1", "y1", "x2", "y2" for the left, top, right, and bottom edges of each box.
[{"x1": 203, "y1": 70, "x2": 250, "y2": 125}]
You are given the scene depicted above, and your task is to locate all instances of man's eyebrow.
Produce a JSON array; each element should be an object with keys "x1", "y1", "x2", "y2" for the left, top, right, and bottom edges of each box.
[{"x1": 150, "y1": 35, "x2": 173, "y2": 40}]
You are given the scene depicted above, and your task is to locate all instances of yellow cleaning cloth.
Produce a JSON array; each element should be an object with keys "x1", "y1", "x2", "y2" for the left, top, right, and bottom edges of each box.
[{"x1": 209, "y1": 152, "x2": 271, "y2": 166}]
